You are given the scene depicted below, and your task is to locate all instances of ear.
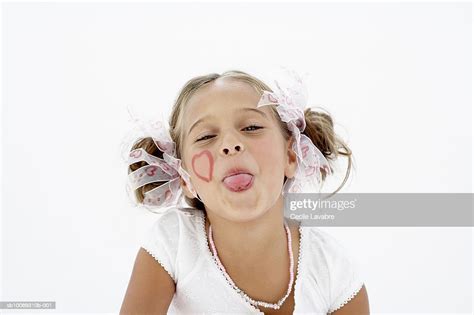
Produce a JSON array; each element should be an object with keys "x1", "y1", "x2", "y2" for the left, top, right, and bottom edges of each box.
[
  {"x1": 180, "y1": 176, "x2": 196, "y2": 199},
  {"x1": 178, "y1": 159, "x2": 195, "y2": 199},
  {"x1": 284, "y1": 136, "x2": 298, "y2": 179}
]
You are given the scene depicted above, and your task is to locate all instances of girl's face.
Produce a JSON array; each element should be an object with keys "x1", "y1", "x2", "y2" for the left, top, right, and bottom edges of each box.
[{"x1": 180, "y1": 78, "x2": 297, "y2": 222}]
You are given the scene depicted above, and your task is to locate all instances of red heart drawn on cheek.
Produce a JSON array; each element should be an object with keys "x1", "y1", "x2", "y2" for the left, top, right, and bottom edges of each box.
[{"x1": 192, "y1": 150, "x2": 214, "y2": 182}]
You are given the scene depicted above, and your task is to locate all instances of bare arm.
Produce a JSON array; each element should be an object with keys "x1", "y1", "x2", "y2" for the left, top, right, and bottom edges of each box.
[
  {"x1": 328, "y1": 284, "x2": 370, "y2": 315},
  {"x1": 120, "y1": 247, "x2": 176, "y2": 315}
]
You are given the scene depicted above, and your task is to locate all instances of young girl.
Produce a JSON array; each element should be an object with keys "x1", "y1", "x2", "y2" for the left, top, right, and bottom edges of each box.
[{"x1": 120, "y1": 69, "x2": 370, "y2": 314}]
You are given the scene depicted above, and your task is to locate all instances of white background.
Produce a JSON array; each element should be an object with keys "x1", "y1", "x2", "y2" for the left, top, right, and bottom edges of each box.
[{"x1": 1, "y1": 1, "x2": 472, "y2": 314}]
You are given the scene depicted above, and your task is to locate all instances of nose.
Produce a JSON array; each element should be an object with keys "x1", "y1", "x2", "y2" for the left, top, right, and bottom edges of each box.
[
  {"x1": 222, "y1": 144, "x2": 242, "y2": 155},
  {"x1": 220, "y1": 133, "x2": 244, "y2": 156}
]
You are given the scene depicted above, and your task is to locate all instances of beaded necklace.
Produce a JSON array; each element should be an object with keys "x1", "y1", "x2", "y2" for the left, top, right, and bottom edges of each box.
[{"x1": 208, "y1": 222, "x2": 294, "y2": 310}]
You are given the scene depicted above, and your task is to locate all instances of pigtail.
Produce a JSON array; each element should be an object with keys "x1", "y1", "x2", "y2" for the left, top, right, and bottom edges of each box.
[
  {"x1": 302, "y1": 106, "x2": 353, "y2": 195},
  {"x1": 127, "y1": 137, "x2": 169, "y2": 204},
  {"x1": 127, "y1": 136, "x2": 206, "y2": 210}
]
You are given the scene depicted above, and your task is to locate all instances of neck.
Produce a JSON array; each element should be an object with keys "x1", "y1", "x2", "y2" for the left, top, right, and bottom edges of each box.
[{"x1": 204, "y1": 195, "x2": 288, "y2": 264}]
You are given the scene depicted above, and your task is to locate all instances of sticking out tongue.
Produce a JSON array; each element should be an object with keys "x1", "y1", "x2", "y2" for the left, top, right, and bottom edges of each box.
[{"x1": 223, "y1": 173, "x2": 253, "y2": 192}]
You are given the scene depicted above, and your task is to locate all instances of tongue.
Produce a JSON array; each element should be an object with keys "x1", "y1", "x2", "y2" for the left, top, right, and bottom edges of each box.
[{"x1": 223, "y1": 174, "x2": 253, "y2": 191}]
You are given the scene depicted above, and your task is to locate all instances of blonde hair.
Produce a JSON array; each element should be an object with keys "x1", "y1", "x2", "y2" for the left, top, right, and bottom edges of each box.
[{"x1": 128, "y1": 70, "x2": 353, "y2": 210}]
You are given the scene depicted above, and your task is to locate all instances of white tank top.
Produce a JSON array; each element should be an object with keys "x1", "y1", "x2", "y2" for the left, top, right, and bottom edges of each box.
[{"x1": 141, "y1": 207, "x2": 364, "y2": 314}]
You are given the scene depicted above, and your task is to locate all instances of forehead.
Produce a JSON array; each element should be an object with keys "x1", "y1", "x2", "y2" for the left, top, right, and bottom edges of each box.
[{"x1": 183, "y1": 78, "x2": 268, "y2": 121}]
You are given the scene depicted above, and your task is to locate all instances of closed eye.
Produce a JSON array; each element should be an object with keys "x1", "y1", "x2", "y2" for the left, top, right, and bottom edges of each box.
[{"x1": 196, "y1": 125, "x2": 263, "y2": 142}]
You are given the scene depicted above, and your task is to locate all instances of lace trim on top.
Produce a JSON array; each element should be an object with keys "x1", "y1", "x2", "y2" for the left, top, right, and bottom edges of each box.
[
  {"x1": 198, "y1": 211, "x2": 304, "y2": 314},
  {"x1": 328, "y1": 281, "x2": 364, "y2": 313},
  {"x1": 141, "y1": 246, "x2": 176, "y2": 283}
]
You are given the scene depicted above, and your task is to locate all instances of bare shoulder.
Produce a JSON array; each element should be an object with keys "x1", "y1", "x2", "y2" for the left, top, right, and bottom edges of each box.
[
  {"x1": 329, "y1": 284, "x2": 370, "y2": 315},
  {"x1": 120, "y1": 247, "x2": 176, "y2": 315}
]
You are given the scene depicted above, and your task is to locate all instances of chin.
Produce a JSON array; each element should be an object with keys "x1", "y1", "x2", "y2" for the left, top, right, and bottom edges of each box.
[
  {"x1": 224, "y1": 201, "x2": 273, "y2": 222},
  {"x1": 225, "y1": 210, "x2": 267, "y2": 223}
]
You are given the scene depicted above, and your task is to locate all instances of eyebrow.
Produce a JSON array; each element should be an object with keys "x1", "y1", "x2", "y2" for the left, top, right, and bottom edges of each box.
[{"x1": 187, "y1": 107, "x2": 268, "y2": 136}]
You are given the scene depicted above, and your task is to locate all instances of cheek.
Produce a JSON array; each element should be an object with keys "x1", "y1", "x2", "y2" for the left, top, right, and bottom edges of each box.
[
  {"x1": 191, "y1": 150, "x2": 214, "y2": 182},
  {"x1": 253, "y1": 138, "x2": 270, "y2": 157},
  {"x1": 251, "y1": 137, "x2": 286, "y2": 191},
  {"x1": 252, "y1": 136, "x2": 284, "y2": 164}
]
